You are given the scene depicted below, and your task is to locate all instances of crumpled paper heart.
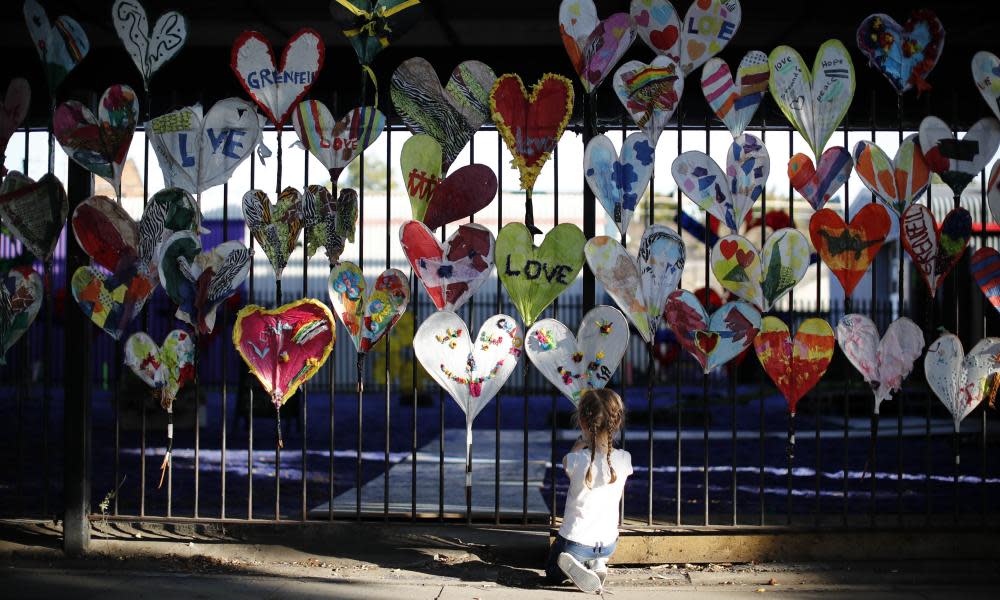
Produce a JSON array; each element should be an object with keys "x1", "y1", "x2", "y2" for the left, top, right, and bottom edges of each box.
[
  {"x1": 584, "y1": 225, "x2": 685, "y2": 344},
  {"x1": 401, "y1": 134, "x2": 442, "y2": 221},
  {"x1": 71, "y1": 195, "x2": 139, "y2": 273},
  {"x1": 925, "y1": 333, "x2": 1000, "y2": 432},
  {"x1": 391, "y1": 57, "x2": 496, "y2": 173},
  {"x1": 700, "y1": 51, "x2": 769, "y2": 137},
  {"x1": 231, "y1": 28, "x2": 325, "y2": 127},
  {"x1": 788, "y1": 147, "x2": 852, "y2": 211},
  {"x1": 400, "y1": 220, "x2": 495, "y2": 312},
  {"x1": 23, "y1": 0, "x2": 90, "y2": 92},
  {"x1": 112, "y1": 0, "x2": 188, "y2": 87},
  {"x1": 125, "y1": 329, "x2": 196, "y2": 408},
  {"x1": 292, "y1": 101, "x2": 385, "y2": 182},
  {"x1": 972, "y1": 51, "x2": 1000, "y2": 121},
  {"x1": 856, "y1": 10, "x2": 944, "y2": 95},
  {"x1": 613, "y1": 56, "x2": 684, "y2": 146},
  {"x1": 901, "y1": 204, "x2": 971, "y2": 297},
  {"x1": 584, "y1": 132, "x2": 655, "y2": 237},
  {"x1": 852, "y1": 136, "x2": 929, "y2": 216},
  {"x1": 711, "y1": 229, "x2": 809, "y2": 312},
  {"x1": 0, "y1": 78, "x2": 30, "y2": 169},
  {"x1": 837, "y1": 314, "x2": 924, "y2": 413},
  {"x1": 0, "y1": 266, "x2": 43, "y2": 366},
  {"x1": 139, "y1": 188, "x2": 202, "y2": 261},
  {"x1": 754, "y1": 316, "x2": 835, "y2": 414},
  {"x1": 327, "y1": 262, "x2": 409, "y2": 354},
  {"x1": 329, "y1": 0, "x2": 423, "y2": 66},
  {"x1": 302, "y1": 185, "x2": 357, "y2": 266},
  {"x1": 918, "y1": 116, "x2": 1000, "y2": 196},
  {"x1": 422, "y1": 164, "x2": 497, "y2": 231},
  {"x1": 243, "y1": 187, "x2": 303, "y2": 280},
  {"x1": 54, "y1": 84, "x2": 139, "y2": 198},
  {"x1": 559, "y1": 0, "x2": 635, "y2": 93},
  {"x1": 664, "y1": 289, "x2": 761, "y2": 374},
  {"x1": 526, "y1": 305, "x2": 629, "y2": 405},
  {"x1": 0, "y1": 171, "x2": 67, "y2": 262},
  {"x1": 809, "y1": 203, "x2": 891, "y2": 297},
  {"x1": 630, "y1": 0, "x2": 742, "y2": 76}
]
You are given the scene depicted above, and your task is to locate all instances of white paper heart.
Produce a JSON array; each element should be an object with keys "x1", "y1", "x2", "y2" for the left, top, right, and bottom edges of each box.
[
  {"x1": 291, "y1": 101, "x2": 385, "y2": 180},
  {"x1": 925, "y1": 333, "x2": 1000, "y2": 432},
  {"x1": 630, "y1": 0, "x2": 742, "y2": 76},
  {"x1": 700, "y1": 51, "x2": 769, "y2": 137},
  {"x1": 584, "y1": 132, "x2": 655, "y2": 237},
  {"x1": 836, "y1": 314, "x2": 924, "y2": 413},
  {"x1": 112, "y1": 0, "x2": 187, "y2": 86},
  {"x1": 23, "y1": 0, "x2": 90, "y2": 92},
  {"x1": 613, "y1": 55, "x2": 684, "y2": 146},
  {"x1": 918, "y1": 115, "x2": 1000, "y2": 196},
  {"x1": 972, "y1": 51, "x2": 1000, "y2": 121},
  {"x1": 559, "y1": 0, "x2": 636, "y2": 93},
  {"x1": 711, "y1": 230, "x2": 810, "y2": 313}
]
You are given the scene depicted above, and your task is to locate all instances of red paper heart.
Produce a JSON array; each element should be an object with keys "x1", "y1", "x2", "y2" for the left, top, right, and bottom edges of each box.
[
  {"x1": 422, "y1": 164, "x2": 497, "y2": 230},
  {"x1": 649, "y1": 26, "x2": 679, "y2": 51},
  {"x1": 400, "y1": 221, "x2": 494, "y2": 311},
  {"x1": 809, "y1": 203, "x2": 891, "y2": 296},
  {"x1": 695, "y1": 330, "x2": 719, "y2": 354},
  {"x1": 719, "y1": 238, "x2": 738, "y2": 259},
  {"x1": 735, "y1": 248, "x2": 754, "y2": 269}
]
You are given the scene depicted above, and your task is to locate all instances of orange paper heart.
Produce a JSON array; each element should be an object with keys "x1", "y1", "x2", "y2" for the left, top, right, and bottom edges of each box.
[{"x1": 809, "y1": 203, "x2": 891, "y2": 296}]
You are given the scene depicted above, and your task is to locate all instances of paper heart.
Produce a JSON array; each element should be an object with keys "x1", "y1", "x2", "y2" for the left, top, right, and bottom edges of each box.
[
  {"x1": 231, "y1": 28, "x2": 324, "y2": 127},
  {"x1": 0, "y1": 78, "x2": 30, "y2": 166},
  {"x1": 23, "y1": 0, "x2": 90, "y2": 92},
  {"x1": 497, "y1": 223, "x2": 586, "y2": 327},
  {"x1": 768, "y1": 40, "x2": 855, "y2": 160},
  {"x1": 613, "y1": 55, "x2": 684, "y2": 145},
  {"x1": 328, "y1": 263, "x2": 409, "y2": 354},
  {"x1": 71, "y1": 263, "x2": 155, "y2": 340},
  {"x1": 415, "y1": 312, "x2": 522, "y2": 420},
  {"x1": 852, "y1": 135, "x2": 930, "y2": 216},
  {"x1": 243, "y1": 187, "x2": 303, "y2": 280},
  {"x1": 400, "y1": 221, "x2": 495, "y2": 312},
  {"x1": 901, "y1": 204, "x2": 971, "y2": 297},
  {"x1": 125, "y1": 329, "x2": 196, "y2": 408},
  {"x1": 158, "y1": 231, "x2": 251, "y2": 334},
  {"x1": 664, "y1": 289, "x2": 760, "y2": 373},
  {"x1": 559, "y1": 0, "x2": 636, "y2": 93},
  {"x1": 0, "y1": 171, "x2": 67, "y2": 261},
  {"x1": 584, "y1": 132, "x2": 655, "y2": 236},
  {"x1": 292, "y1": 101, "x2": 385, "y2": 181},
  {"x1": 919, "y1": 116, "x2": 1000, "y2": 196},
  {"x1": 329, "y1": 0, "x2": 423, "y2": 66},
  {"x1": 112, "y1": 0, "x2": 188, "y2": 86},
  {"x1": 972, "y1": 51, "x2": 1000, "y2": 121},
  {"x1": 711, "y1": 229, "x2": 809, "y2": 312},
  {"x1": 0, "y1": 267, "x2": 43, "y2": 365},
  {"x1": 400, "y1": 135, "x2": 442, "y2": 221},
  {"x1": 672, "y1": 134, "x2": 769, "y2": 232},
  {"x1": 700, "y1": 51, "x2": 769, "y2": 137},
  {"x1": 754, "y1": 316, "x2": 835, "y2": 414},
  {"x1": 584, "y1": 225, "x2": 685, "y2": 344},
  {"x1": 809, "y1": 203, "x2": 891, "y2": 297},
  {"x1": 72, "y1": 195, "x2": 137, "y2": 273},
  {"x1": 139, "y1": 188, "x2": 202, "y2": 261},
  {"x1": 526, "y1": 305, "x2": 629, "y2": 405},
  {"x1": 836, "y1": 314, "x2": 924, "y2": 413},
  {"x1": 148, "y1": 98, "x2": 262, "y2": 196},
  {"x1": 54, "y1": 84, "x2": 139, "y2": 198},
  {"x1": 788, "y1": 147, "x2": 852, "y2": 211},
  {"x1": 302, "y1": 185, "x2": 357, "y2": 266},
  {"x1": 422, "y1": 164, "x2": 498, "y2": 231},
  {"x1": 856, "y1": 10, "x2": 944, "y2": 95},
  {"x1": 390, "y1": 57, "x2": 496, "y2": 173},
  {"x1": 971, "y1": 247, "x2": 1000, "y2": 316},
  {"x1": 990, "y1": 161, "x2": 1000, "y2": 226},
  {"x1": 925, "y1": 333, "x2": 1000, "y2": 432},
  {"x1": 630, "y1": 0, "x2": 741, "y2": 76}
]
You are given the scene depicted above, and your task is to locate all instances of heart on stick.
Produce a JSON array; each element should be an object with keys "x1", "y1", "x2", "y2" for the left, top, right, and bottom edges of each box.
[
  {"x1": 496, "y1": 223, "x2": 586, "y2": 327},
  {"x1": 754, "y1": 316, "x2": 835, "y2": 415},
  {"x1": 400, "y1": 220, "x2": 495, "y2": 313},
  {"x1": 711, "y1": 229, "x2": 809, "y2": 312},
  {"x1": 401, "y1": 135, "x2": 442, "y2": 221},
  {"x1": 836, "y1": 314, "x2": 924, "y2": 413},
  {"x1": 924, "y1": 333, "x2": 1000, "y2": 433},
  {"x1": 630, "y1": 0, "x2": 742, "y2": 76},
  {"x1": 918, "y1": 116, "x2": 1000, "y2": 196},
  {"x1": 329, "y1": 0, "x2": 423, "y2": 66},
  {"x1": 526, "y1": 305, "x2": 629, "y2": 405},
  {"x1": 972, "y1": 51, "x2": 1000, "y2": 122},
  {"x1": 302, "y1": 185, "x2": 357, "y2": 266},
  {"x1": 112, "y1": 0, "x2": 188, "y2": 87},
  {"x1": 585, "y1": 132, "x2": 655, "y2": 237},
  {"x1": 292, "y1": 101, "x2": 385, "y2": 182},
  {"x1": 231, "y1": 28, "x2": 325, "y2": 127},
  {"x1": 901, "y1": 204, "x2": 971, "y2": 297},
  {"x1": 0, "y1": 78, "x2": 30, "y2": 167},
  {"x1": 856, "y1": 10, "x2": 944, "y2": 95},
  {"x1": 788, "y1": 147, "x2": 852, "y2": 212},
  {"x1": 0, "y1": 266, "x2": 43, "y2": 366},
  {"x1": 23, "y1": 0, "x2": 90, "y2": 92},
  {"x1": 768, "y1": 40, "x2": 855, "y2": 160},
  {"x1": 700, "y1": 51, "x2": 769, "y2": 137},
  {"x1": 327, "y1": 262, "x2": 409, "y2": 354},
  {"x1": 559, "y1": 0, "x2": 636, "y2": 93},
  {"x1": 0, "y1": 171, "x2": 67, "y2": 262},
  {"x1": 613, "y1": 56, "x2": 684, "y2": 146},
  {"x1": 664, "y1": 289, "x2": 761, "y2": 374},
  {"x1": 243, "y1": 187, "x2": 303, "y2": 281},
  {"x1": 584, "y1": 225, "x2": 685, "y2": 344},
  {"x1": 390, "y1": 57, "x2": 496, "y2": 173},
  {"x1": 422, "y1": 164, "x2": 497, "y2": 231},
  {"x1": 852, "y1": 136, "x2": 930, "y2": 216},
  {"x1": 54, "y1": 84, "x2": 139, "y2": 198},
  {"x1": 809, "y1": 203, "x2": 891, "y2": 297}
]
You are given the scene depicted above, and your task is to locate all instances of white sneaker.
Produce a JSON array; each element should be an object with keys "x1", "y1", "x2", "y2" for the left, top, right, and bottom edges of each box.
[
  {"x1": 558, "y1": 552, "x2": 602, "y2": 593},
  {"x1": 586, "y1": 558, "x2": 608, "y2": 586}
]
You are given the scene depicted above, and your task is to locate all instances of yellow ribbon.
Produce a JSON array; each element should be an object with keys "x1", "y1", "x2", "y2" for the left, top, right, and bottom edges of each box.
[
  {"x1": 335, "y1": 0, "x2": 421, "y2": 45},
  {"x1": 362, "y1": 64, "x2": 379, "y2": 108}
]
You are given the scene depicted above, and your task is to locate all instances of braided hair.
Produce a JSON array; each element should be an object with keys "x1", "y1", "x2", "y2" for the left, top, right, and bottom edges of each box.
[{"x1": 575, "y1": 388, "x2": 625, "y2": 489}]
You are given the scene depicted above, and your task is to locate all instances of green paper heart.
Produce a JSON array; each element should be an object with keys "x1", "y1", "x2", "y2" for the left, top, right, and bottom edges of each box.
[
  {"x1": 400, "y1": 134, "x2": 442, "y2": 221},
  {"x1": 496, "y1": 223, "x2": 585, "y2": 326}
]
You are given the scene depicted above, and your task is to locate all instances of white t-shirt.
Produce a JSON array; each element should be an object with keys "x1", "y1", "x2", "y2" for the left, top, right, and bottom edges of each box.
[{"x1": 558, "y1": 447, "x2": 632, "y2": 547}]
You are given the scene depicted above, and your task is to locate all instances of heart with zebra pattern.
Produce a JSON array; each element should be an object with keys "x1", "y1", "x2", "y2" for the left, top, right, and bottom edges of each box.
[
  {"x1": 302, "y1": 185, "x2": 357, "y2": 266},
  {"x1": 242, "y1": 187, "x2": 303, "y2": 281},
  {"x1": 0, "y1": 266, "x2": 43, "y2": 366},
  {"x1": 291, "y1": 101, "x2": 385, "y2": 182},
  {"x1": 788, "y1": 147, "x2": 853, "y2": 211}
]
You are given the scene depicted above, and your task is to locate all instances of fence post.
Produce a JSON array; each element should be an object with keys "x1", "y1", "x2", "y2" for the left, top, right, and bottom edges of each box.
[
  {"x1": 582, "y1": 93, "x2": 595, "y2": 311},
  {"x1": 63, "y1": 160, "x2": 93, "y2": 555}
]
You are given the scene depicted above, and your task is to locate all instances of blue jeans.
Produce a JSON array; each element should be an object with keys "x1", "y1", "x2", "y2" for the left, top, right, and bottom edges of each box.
[{"x1": 544, "y1": 534, "x2": 617, "y2": 584}]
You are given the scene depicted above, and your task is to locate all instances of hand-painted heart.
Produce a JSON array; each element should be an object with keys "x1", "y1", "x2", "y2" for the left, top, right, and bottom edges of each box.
[
  {"x1": 243, "y1": 187, "x2": 303, "y2": 280},
  {"x1": 585, "y1": 132, "x2": 655, "y2": 237},
  {"x1": 125, "y1": 329, "x2": 196, "y2": 408},
  {"x1": 390, "y1": 57, "x2": 496, "y2": 173},
  {"x1": 768, "y1": 40, "x2": 855, "y2": 160},
  {"x1": 23, "y1": 0, "x2": 90, "y2": 92},
  {"x1": 422, "y1": 164, "x2": 498, "y2": 231},
  {"x1": 809, "y1": 203, "x2": 891, "y2": 297},
  {"x1": 631, "y1": 0, "x2": 742, "y2": 76},
  {"x1": 400, "y1": 221, "x2": 495, "y2": 312},
  {"x1": 559, "y1": 0, "x2": 636, "y2": 93},
  {"x1": 328, "y1": 262, "x2": 409, "y2": 354},
  {"x1": 231, "y1": 28, "x2": 324, "y2": 127},
  {"x1": 837, "y1": 314, "x2": 924, "y2": 413},
  {"x1": 754, "y1": 316, "x2": 835, "y2": 414},
  {"x1": 0, "y1": 171, "x2": 67, "y2": 262},
  {"x1": 292, "y1": 101, "x2": 385, "y2": 182},
  {"x1": 54, "y1": 84, "x2": 139, "y2": 198},
  {"x1": 158, "y1": 231, "x2": 251, "y2": 334},
  {"x1": 71, "y1": 262, "x2": 155, "y2": 340},
  {"x1": 526, "y1": 305, "x2": 629, "y2": 405},
  {"x1": 901, "y1": 204, "x2": 971, "y2": 297},
  {"x1": 919, "y1": 116, "x2": 1000, "y2": 196},
  {"x1": 0, "y1": 266, "x2": 43, "y2": 365},
  {"x1": 329, "y1": 0, "x2": 423, "y2": 66},
  {"x1": 112, "y1": 0, "x2": 188, "y2": 86},
  {"x1": 148, "y1": 98, "x2": 262, "y2": 195},
  {"x1": 496, "y1": 223, "x2": 586, "y2": 327},
  {"x1": 664, "y1": 289, "x2": 761, "y2": 373},
  {"x1": 711, "y1": 229, "x2": 809, "y2": 312},
  {"x1": 584, "y1": 225, "x2": 685, "y2": 344},
  {"x1": 400, "y1": 135, "x2": 442, "y2": 221},
  {"x1": 990, "y1": 161, "x2": 1000, "y2": 227},
  {"x1": 852, "y1": 136, "x2": 930, "y2": 216},
  {"x1": 788, "y1": 147, "x2": 852, "y2": 211},
  {"x1": 0, "y1": 78, "x2": 30, "y2": 168},
  {"x1": 925, "y1": 333, "x2": 1000, "y2": 432},
  {"x1": 856, "y1": 10, "x2": 944, "y2": 95},
  {"x1": 971, "y1": 247, "x2": 1000, "y2": 317},
  {"x1": 972, "y1": 51, "x2": 1000, "y2": 121},
  {"x1": 613, "y1": 56, "x2": 684, "y2": 145},
  {"x1": 672, "y1": 133, "x2": 769, "y2": 232},
  {"x1": 700, "y1": 51, "x2": 768, "y2": 137},
  {"x1": 303, "y1": 185, "x2": 357, "y2": 266}
]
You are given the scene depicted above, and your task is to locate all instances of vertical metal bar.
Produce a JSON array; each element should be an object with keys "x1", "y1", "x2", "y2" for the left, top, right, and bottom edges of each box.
[
  {"x1": 410, "y1": 131, "x2": 419, "y2": 520},
  {"x1": 358, "y1": 152, "x2": 366, "y2": 521},
  {"x1": 495, "y1": 132, "x2": 503, "y2": 525},
  {"x1": 981, "y1": 168, "x2": 989, "y2": 526},
  {"x1": 897, "y1": 97, "x2": 906, "y2": 528},
  {"x1": 759, "y1": 119, "x2": 767, "y2": 526},
  {"x1": 248, "y1": 153, "x2": 256, "y2": 520},
  {"x1": 551, "y1": 142, "x2": 559, "y2": 527},
  {"x1": 703, "y1": 116, "x2": 711, "y2": 527},
  {"x1": 302, "y1": 147, "x2": 310, "y2": 522},
  {"x1": 582, "y1": 93, "x2": 595, "y2": 311},
  {"x1": 221, "y1": 181, "x2": 229, "y2": 519},
  {"x1": 675, "y1": 102, "x2": 684, "y2": 526},
  {"x1": 469, "y1": 133, "x2": 477, "y2": 525},
  {"x1": 648, "y1": 128, "x2": 656, "y2": 527},
  {"x1": 385, "y1": 126, "x2": 392, "y2": 522},
  {"x1": 786, "y1": 125, "x2": 794, "y2": 526}
]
